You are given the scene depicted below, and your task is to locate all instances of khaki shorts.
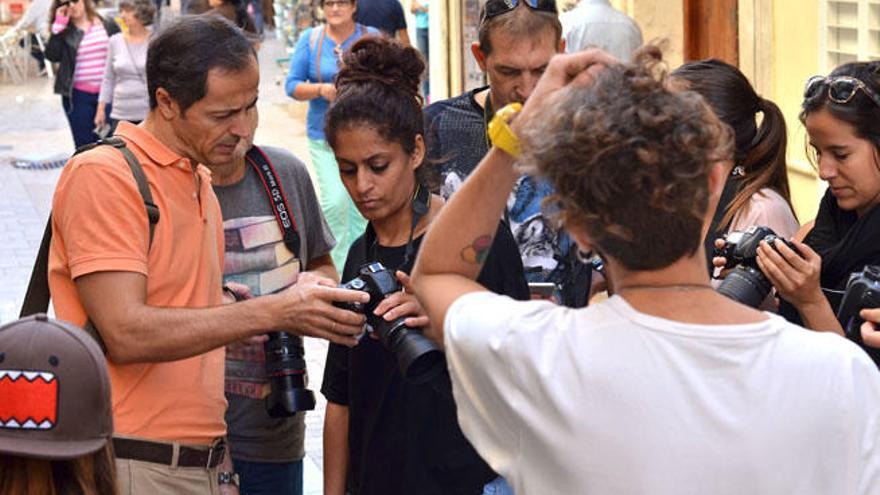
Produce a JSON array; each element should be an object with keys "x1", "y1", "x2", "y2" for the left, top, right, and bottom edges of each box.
[{"x1": 116, "y1": 458, "x2": 220, "y2": 495}]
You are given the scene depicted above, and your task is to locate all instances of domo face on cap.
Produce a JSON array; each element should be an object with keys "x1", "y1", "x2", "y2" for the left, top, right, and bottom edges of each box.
[{"x1": 0, "y1": 314, "x2": 112, "y2": 460}]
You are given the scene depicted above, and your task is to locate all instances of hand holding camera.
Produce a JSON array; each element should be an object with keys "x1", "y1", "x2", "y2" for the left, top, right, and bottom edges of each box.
[
  {"x1": 276, "y1": 273, "x2": 368, "y2": 346},
  {"x1": 713, "y1": 226, "x2": 809, "y2": 308},
  {"x1": 859, "y1": 308, "x2": 880, "y2": 349},
  {"x1": 371, "y1": 271, "x2": 430, "y2": 331},
  {"x1": 336, "y1": 262, "x2": 443, "y2": 383},
  {"x1": 754, "y1": 236, "x2": 824, "y2": 308}
]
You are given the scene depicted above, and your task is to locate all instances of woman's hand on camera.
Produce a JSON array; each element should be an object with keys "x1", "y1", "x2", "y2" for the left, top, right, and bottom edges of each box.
[
  {"x1": 859, "y1": 308, "x2": 880, "y2": 349},
  {"x1": 372, "y1": 271, "x2": 430, "y2": 330},
  {"x1": 755, "y1": 238, "x2": 824, "y2": 307}
]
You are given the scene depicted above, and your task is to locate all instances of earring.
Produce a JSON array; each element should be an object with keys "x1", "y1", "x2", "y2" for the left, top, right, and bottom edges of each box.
[{"x1": 575, "y1": 249, "x2": 592, "y2": 265}]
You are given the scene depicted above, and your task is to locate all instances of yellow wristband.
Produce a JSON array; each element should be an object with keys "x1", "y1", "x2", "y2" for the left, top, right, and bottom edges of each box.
[{"x1": 488, "y1": 103, "x2": 523, "y2": 159}]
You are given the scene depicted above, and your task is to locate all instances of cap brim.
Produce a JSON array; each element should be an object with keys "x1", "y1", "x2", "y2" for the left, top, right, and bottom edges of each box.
[{"x1": 0, "y1": 435, "x2": 109, "y2": 460}]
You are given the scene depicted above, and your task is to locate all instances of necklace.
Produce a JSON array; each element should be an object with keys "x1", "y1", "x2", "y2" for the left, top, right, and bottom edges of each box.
[{"x1": 616, "y1": 283, "x2": 714, "y2": 293}]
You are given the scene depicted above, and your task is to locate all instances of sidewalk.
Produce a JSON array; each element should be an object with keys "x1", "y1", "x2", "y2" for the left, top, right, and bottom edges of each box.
[{"x1": 0, "y1": 35, "x2": 327, "y2": 493}]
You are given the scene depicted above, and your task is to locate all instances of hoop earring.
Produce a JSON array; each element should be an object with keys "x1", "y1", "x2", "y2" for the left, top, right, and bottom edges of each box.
[{"x1": 575, "y1": 249, "x2": 592, "y2": 265}]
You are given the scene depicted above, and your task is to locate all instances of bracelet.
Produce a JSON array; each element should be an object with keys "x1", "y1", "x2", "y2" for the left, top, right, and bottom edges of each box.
[{"x1": 222, "y1": 285, "x2": 244, "y2": 302}]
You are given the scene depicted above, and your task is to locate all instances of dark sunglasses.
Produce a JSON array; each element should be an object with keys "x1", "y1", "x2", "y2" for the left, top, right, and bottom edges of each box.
[
  {"x1": 804, "y1": 75, "x2": 880, "y2": 109},
  {"x1": 59, "y1": 0, "x2": 81, "y2": 6},
  {"x1": 480, "y1": 0, "x2": 557, "y2": 24}
]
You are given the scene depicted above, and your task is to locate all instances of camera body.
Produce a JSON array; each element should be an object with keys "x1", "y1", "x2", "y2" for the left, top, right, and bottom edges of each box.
[
  {"x1": 336, "y1": 262, "x2": 444, "y2": 383},
  {"x1": 836, "y1": 265, "x2": 880, "y2": 344},
  {"x1": 715, "y1": 226, "x2": 797, "y2": 308},
  {"x1": 264, "y1": 331, "x2": 316, "y2": 418}
]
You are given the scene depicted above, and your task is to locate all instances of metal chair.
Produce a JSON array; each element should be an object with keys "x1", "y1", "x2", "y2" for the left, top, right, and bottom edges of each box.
[{"x1": 0, "y1": 28, "x2": 26, "y2": 84}]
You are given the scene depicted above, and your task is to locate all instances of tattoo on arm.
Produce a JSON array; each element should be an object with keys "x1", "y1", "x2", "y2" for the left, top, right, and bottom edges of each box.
[{"x1": 460, "y1": 235, "x2": 494, "y2": 265}]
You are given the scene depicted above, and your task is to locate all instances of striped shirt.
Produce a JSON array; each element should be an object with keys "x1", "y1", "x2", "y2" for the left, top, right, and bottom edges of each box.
[{"x1": 52, "y1": 15, "x2": 110, "y2": 94}]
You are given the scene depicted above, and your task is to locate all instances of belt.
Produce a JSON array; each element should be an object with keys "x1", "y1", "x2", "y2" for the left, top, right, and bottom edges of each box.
[{"x1": 112, "y1": 437, "x2": 226, "y2": 469}]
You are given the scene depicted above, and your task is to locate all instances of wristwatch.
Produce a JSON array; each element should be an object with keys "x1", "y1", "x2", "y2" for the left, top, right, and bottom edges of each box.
[
  {"x1": 487, "y1": 102, "x2": 523, "y2": 159},
  {"x1": 218, "y1": 471, "x2": 240, "y2": 488}
]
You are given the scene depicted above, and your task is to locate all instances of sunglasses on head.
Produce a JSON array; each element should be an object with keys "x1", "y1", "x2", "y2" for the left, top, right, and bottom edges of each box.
[
  {"x1": 480, "y1": 0, "x2": 557, "y2": 24},
  {"x1": 804, "y1": 75, "x2": 880, "y2": 109},
  {"x1": 59, "y1": 0, "x2": 81, "y2": 6}
]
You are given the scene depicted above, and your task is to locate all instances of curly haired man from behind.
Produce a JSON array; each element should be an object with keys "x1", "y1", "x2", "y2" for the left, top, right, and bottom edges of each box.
[{"x1": 413, "y1": 47, "x2": 880, "y2": 494}]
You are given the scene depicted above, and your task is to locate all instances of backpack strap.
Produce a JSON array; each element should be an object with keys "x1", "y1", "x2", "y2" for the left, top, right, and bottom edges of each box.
[{"x1": 20, "y1": 137, "x2": 160, "y2": 354}]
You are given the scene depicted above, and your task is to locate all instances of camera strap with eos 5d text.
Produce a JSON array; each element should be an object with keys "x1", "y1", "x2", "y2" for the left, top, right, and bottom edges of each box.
[{"x1": 246, "y1": 146, "x2": 301, "y2": 258}]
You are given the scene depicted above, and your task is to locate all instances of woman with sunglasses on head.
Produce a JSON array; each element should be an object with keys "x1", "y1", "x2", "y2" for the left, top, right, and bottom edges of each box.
[
  {"x1": 46, "y1": 0, "x2": 119, "y2": 149},
  {"x1": 94, "y1": 0, "x2": 155, "y2": 134},
  {"x1": 757, "y1": 62, "x2": 880, "y2": 364},
  {"x1": 320, "y1": 36, "x2": 528, "y2": 495},
  {"x1": 672, "y1": 60, "x2": 799, "y2": 307},
  {"x1": 285, "y1": 0, "x2": 377, "y2": 271}
]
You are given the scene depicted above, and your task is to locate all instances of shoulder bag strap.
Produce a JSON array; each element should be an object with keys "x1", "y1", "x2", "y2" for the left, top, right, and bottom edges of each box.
[
  {"x1": 311, "y1": 26, "x2": 326, "y2": 85},
  {"x1": 20, "y1": 137, "x2": 159, "y2": 354}
]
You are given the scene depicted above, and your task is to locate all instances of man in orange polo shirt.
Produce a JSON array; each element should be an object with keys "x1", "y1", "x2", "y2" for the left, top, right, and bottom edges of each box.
[{"x1": 48, "y1": 16, "x2": 368, "y2": 495}]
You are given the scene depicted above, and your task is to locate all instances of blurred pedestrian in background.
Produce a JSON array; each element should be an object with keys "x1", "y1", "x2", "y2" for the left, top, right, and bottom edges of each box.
[
  {"x1": 95, "y1": 0, "x2": 154, "y2": 132},
  {"x1": 46, "y1": 0, "x2": 119, "y2": 148}
]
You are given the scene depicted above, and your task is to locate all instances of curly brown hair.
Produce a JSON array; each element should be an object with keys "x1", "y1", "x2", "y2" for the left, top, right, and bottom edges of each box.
[{"x1": 519, "y1": 47, "x2": 734, "y2": 270}]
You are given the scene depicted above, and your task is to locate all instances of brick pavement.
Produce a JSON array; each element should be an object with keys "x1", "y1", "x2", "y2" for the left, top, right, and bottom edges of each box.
[{"x1": 0, "y1": 34, "x2": 328, "y2": 493}]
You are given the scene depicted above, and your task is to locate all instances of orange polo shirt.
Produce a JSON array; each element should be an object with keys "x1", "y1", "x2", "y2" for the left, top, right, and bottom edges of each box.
[{"x1": 48, "y1": 122, "x2": 226, "y2": 445}]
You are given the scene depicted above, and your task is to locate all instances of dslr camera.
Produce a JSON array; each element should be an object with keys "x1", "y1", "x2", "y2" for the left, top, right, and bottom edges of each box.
[
  {"x1": 836, "y1": 265, "x2": 880, "y2": 344},
  {"x1": 715, "y1": 226, "x2": 798, "y2": 308},
  {"x1": 263, "y1": 331, "x2": 316, "y2": 417},
  {"x1": 336, "y1": 262, "x2": 444, "y2": 384},
  {"x1": 223, "y1": 286, "x2": 316, "y2": 418}
]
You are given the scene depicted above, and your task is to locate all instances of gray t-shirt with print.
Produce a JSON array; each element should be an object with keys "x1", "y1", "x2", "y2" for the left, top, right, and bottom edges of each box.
[{"x1": 213, "y1": 145, "x2": 335, "y2": 463}]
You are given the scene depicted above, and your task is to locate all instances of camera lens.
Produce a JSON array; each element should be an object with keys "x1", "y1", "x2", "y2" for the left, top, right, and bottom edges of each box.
[
  {"x1": 717, "y1": 265, "x2": 773, "y2": 308},
  {"x1": 264, "y1": 331, "x2": 316, "y2": 418},
  {"x1": 374, "y1": 317, "x2": 444, "y2": 384}
]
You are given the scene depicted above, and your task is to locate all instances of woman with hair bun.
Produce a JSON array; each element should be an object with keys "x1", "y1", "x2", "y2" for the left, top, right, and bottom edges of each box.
[
  {"x1": 672, "y1": 60, "x2": 799, "y2": 276},
  {"x1": 320, "y1": 36, "x2": 528, "y2": 495}
]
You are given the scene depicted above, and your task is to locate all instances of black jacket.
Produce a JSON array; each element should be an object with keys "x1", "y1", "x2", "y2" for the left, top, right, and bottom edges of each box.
[{"x1": 45, "y1": 17, "x2": 120, "y2": 97}]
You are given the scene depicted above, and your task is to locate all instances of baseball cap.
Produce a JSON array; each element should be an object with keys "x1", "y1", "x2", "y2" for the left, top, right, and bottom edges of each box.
[{"x1": 0, "y1": 314, "x2": 112, "y2": 459}]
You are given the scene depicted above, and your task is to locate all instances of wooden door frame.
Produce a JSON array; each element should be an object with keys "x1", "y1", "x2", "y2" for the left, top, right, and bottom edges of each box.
[{"x1": 683, "y1": 0, "x2": 740, "y2": 65}]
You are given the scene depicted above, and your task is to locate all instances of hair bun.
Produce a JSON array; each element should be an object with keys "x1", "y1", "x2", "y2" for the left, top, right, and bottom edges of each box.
[{"x1": 336, "y1": 36, "x2": 425, "y2": 100}]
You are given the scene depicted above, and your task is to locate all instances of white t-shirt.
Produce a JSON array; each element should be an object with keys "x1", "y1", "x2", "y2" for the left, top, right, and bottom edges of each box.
[{"x1": 444, "y1": 292, "x2": 880, "y2": 495}]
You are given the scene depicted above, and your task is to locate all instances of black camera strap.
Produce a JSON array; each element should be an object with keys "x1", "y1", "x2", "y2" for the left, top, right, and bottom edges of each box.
[
  {"x1": 364, "y1": 183, "x2": 431, "y2": 271},
  {"x1": 246, "y1": 146, "x2": 301, "y2": 258}
]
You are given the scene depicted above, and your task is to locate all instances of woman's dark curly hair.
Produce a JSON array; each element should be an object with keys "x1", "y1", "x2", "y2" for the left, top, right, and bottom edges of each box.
[
  {"x1": 325, "y1": 36, "x2": 438, "y2": 188},
  {"x1": 519, "y1": 46, "x2": 734, "y2": 271}
]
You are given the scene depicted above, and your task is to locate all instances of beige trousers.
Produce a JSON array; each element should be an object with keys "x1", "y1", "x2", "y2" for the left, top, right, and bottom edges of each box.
[{"x1": 116, "y1": 458, "x2": 221, "y2": 495}]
